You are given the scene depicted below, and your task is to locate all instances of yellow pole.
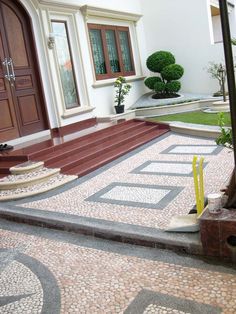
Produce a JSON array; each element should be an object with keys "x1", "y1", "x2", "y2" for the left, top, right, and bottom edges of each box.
[
  {"x1": 192, "y1": 156, "x2": 201, "y2": 216},
  {"x1": 199, "y1": 157, "x2": 205, "y2": 215}
]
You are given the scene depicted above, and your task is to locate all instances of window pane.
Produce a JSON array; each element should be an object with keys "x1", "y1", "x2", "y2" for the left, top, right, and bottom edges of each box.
[
  {"x1": 105, "y1": 30, "x2": 120, "y2": 73},
  {"x1": 89, "y1": 29, "x2": 106, "y2": 75},
  {"x1": 119, "y1": 31, "x2": 133, "y2": 72},
  {"x1": 52, "y1": 21, "x2": 79, "y2": 109}
]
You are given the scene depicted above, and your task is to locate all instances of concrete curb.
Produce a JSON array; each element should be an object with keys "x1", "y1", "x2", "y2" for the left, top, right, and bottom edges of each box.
[
  {"x1": 0, "y1": 205, "x2": 203, "y2": 256},
  {"x1": 169, "y1": 122, "x2": 222, "y2": 139}
]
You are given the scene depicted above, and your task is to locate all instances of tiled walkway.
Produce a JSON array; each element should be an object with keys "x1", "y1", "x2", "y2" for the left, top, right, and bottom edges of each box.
[
  {"x1": 11, "y1": 132, "x2": 232, "y2": 231},
  {"x1": 0, "y1": 219, "x2": 236, "y2": 313}
]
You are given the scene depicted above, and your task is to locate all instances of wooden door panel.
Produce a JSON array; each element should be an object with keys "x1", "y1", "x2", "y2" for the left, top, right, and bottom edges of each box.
[
  {"x1": 0, "y1": 99, "x2": 14, "y2": 129},
  {"x1": 18, "y1": 95, "x2": 40, "y2": 125},
  {"x1": 15, "y1": 75, "x2": 33, "y2": 90},
  {"x1": 0, "y1": 15, "x2": 19, "y2": 141},
  {"x1": 0, "y1": 0, "x2": 48, "y2": 139},
  {"x1": 1, "y1": 3, "x2": 29, "y2": 67},
  {"x1": 0, "y1": 98, "x2": 19, "y2": 141},
  {"x1": 0, "y1": 78, "x2": 5, "y2": 91}
]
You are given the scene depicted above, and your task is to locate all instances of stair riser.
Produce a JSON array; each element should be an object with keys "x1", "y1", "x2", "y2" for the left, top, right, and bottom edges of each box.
[
  {"x1": 44, "y1": 123, "x2": 151, "y2": 166},
  {"x1": 55, "y1": 126, "x2": 158, "y2": 172},
  {"x1": 0, "y1": 155, "x2": 28, "y2": 162},
  {"x1": 29, "y1": 119, "x2": 138, "y2": 159},
  {"x1": 66, "y1": 129, "x2": 169, "y2": 176},
  {"x1": 0, "y1": 168, "x2": 11, "y2": 174},
  {"x1": 43, "y1": 122, "x2": 147, "y2": 166},
  {"x1": 77, "y1": 132, "x2": 167, "y2": 176}
]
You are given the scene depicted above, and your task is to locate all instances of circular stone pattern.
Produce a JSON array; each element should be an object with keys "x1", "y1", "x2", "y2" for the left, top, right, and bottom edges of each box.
[{"x1": 0, "y1": 250, "x2": 60, "y2": 314}]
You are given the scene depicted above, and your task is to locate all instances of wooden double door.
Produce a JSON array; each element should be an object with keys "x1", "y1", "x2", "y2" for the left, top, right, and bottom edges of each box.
[{"x1": 0, "y1": 0, "x2": 48, "y2": 142}]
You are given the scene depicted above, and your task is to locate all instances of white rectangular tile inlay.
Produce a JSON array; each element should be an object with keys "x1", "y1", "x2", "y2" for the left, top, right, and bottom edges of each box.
[
  {"x1": 142, "y1": 162, "x2": 192, "y2": 174},
  {"x1": 101, "y1": 186, "x2": 169, "y2": 204},
  {"x1": 170, "y1": 146, "x2": 216, "y2": 154}
]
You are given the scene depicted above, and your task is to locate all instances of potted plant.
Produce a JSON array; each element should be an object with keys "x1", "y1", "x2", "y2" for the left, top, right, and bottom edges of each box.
[{"x1": 114, "y1": 76, "x2": 131, "y2": 114}]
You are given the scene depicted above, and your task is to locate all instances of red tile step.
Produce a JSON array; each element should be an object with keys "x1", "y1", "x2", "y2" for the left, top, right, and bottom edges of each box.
[
  {"x1": 0, "y1": 161, "x2": 25, "y2": 175},
  {"x1": 38, "y1": 122, "x2": 150, "y2": 167},
  {"x1": 0, "y1": 119, "x2": 169, "y2": 177},
  {"x1": 33, "y1": 120, "x2": 146, "y2": 164},
  {"x1": 48, "y1": 124, "x2": 159, "y2": 172},
  {"x1": 65, "y1": 128, "x2": 168, "y2": 177}
]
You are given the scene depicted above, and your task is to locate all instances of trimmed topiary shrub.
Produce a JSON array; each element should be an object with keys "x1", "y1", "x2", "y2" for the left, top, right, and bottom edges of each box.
[
  {"x1": 146, "y1": 51, "x2": 175, "y2": 72},
  {"x1": 161, "y1": 64, "x2": 184, "y2": 81},
  {"x1": 145, "y1": 50, "x2": 184, "y2": 99},
  {"x1": 144, "y1": 77, "x2": 162, "y2": 90},
  {"x1": 154, "y1": 81, "x2": 165, "y2": 93},
  {"x1": 165, "y1": 81, "x2": 181, "y2": 93}
]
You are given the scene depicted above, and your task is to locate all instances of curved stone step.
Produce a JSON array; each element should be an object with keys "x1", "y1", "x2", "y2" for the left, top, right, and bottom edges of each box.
[
  {"x1": 0, "y1": 167, "x2": 60, "y2": 190},
  {"x1": 10, "y1": 161, "x2": 44, "y2": 175},
  {"x1": 0, "y1": 173, "x2": 77, "y2": 201}
]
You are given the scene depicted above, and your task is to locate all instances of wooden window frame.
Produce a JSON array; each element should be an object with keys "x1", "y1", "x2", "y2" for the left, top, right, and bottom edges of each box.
[
  {"x1": 51, "y1": 19, "x2": 80, "y2": 109},
  {"x1": 88, "y1": 23, "x2": 135, "y2": 80}
]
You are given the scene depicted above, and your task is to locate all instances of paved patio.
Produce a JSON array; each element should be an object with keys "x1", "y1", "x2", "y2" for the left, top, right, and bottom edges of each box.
[
  {"x1": 0, "y1": 132, "x2": 233, "y2": 252},
  {"x1": 0, "y1": 219, "x2": 236, "y2": 313}
]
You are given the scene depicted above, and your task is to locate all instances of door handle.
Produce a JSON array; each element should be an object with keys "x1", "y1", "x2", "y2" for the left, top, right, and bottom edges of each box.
[
  {"x1": 9, "y1": 58, "x2": 15, "y2": 81},
  {"x1": 2, "y1": 58, "x2": 11, "y2": 81}
]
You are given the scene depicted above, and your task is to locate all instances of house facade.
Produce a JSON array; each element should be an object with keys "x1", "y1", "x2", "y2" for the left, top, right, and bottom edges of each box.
[{"x1": 0, "y1": 0, "x2": 235, "y2": 143}]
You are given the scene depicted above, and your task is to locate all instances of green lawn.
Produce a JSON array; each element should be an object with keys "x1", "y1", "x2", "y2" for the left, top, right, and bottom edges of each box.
[{"x1": 149, "y1": 111, "x2": 231, "y2": 126}]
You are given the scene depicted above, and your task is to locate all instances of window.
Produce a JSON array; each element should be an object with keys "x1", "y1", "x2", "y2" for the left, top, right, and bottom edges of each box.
[
  {"x1": 52, "y1": 20, "x2": 80, "y2": 109},
  {"x1": 88, "y1": 24, "x2": 135, "y2": 80},
  {"x1": 210, "y1": 5, "x2": 222, "y2": 43},
  {"x1": 209, "y1": 1, "x2": 235, "y2": 44}
]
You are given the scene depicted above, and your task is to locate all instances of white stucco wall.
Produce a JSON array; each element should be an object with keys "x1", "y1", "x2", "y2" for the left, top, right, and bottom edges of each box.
[
  {"x1": 20, "y1": 0, "x2": 148, "y2": 126},
  {"x1": 140, "y1": 0, "x2": 236, "y2": 95},
  {"x1": 19, "y1": 0, "x2": 236, "y2": 130}
]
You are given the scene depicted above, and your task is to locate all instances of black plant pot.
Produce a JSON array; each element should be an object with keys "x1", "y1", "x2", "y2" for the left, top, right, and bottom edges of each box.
[{"x1": 114, "y1": 105, "x2": 125, "y2": 114}]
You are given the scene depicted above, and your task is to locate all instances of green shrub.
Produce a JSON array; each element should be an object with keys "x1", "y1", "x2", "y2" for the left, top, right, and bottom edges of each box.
[
  {"x1": 165, "y1": 81, "x2": 181, "y2": 93},
  {"x1": 161, "y1": 64, "x2": 184, "y2": 81},
  {"x1": 146, "y1": 51, "x2": 175, "y2": 73},
  {"x1": 145, "y1": 50, "x2": 184, "y2": 98},
  {"x1": 154, "y1": 81, "x2": 165, "y2": 93},
  {"x1": 144, "y1": 77, "x2": 162, "y2": 90}
]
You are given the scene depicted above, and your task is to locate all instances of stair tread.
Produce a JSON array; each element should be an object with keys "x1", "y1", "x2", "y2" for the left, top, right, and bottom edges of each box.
[
  {"x1": 65, "y1": 129, "x2": 168, "y2": 176},
  {"x1": 0, "y1": 120, "x2": 168, "y2": 178},
  {"x1": 34, "y1": 122, "x2": 144, "y2": 161},
  {"x1": 29, "y1": 119, "x2": 144, "y2": 158},
  {"x1": 49, "y1": 124, "x2": 158, "y2": 169},
  {"x1": 37, "y1": 121, "x2": 147, "y2": 162}
]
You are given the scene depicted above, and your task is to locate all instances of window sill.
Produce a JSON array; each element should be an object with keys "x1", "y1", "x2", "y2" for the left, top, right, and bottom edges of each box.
[
  {"x1": 92, "y1": 75, "x2": 145, "y2": 88},
  {"x1": 62, "y1": 106, "x2": 95, "y2": 118}
]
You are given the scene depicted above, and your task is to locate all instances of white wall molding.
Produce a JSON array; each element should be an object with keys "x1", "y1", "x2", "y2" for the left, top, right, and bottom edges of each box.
[
  {"x1": 80, "y1": 5, "x2": 142, "y2": 22},
  {"x1": 39, "y1": 0, "x2": 80, "y2": 11}
]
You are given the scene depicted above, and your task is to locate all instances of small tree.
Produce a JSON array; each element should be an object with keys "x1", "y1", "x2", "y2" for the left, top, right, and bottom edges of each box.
[
  {"x1": 144, "y1": 51, "x2": 184, "y2": 99},
  {"x1": 206, "y1": 62, "x2": 227, "y2": 97}
]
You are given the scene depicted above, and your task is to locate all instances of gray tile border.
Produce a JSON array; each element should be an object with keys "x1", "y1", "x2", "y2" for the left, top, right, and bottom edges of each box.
[
  {"x1": 0, "y1": 248, "x2": 61, "y2": 314},
  {"x1": 124, "y1": 289, "x2": 222, "y2": 314},
  {"x1": 131, "y1": 160, "x2": 208, "y2": 177},
  {"x1": 1, "y1": 218, "x2": 236, "y2": 275},
  {"x1": 85, "y1": 182, "x2": 184, "y2": 209},
  {"x1": 160, "y1": 144, "x2": 223, "y2": 155}
]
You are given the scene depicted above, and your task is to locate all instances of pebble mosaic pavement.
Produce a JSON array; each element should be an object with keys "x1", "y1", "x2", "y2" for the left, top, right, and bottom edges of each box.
[
  {"x1": 17, "y1": 133, "x2": 233, "y2": 230},
  {"x1": 0, "y1": 220, "x2": 235, "y2": 313}
]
